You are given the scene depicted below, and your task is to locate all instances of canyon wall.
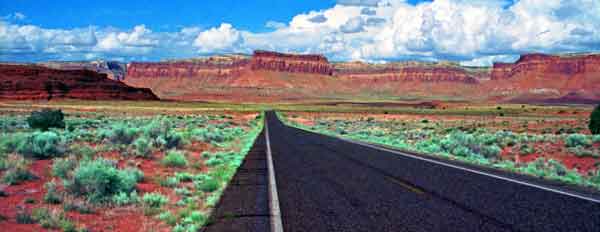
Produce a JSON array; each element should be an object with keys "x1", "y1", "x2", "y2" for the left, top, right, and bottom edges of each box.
[
  {"x1": 39, "y1": 60, "x2": 127, "y2": 81},
  {"x1": 333, "y1": 62, "x2": 482, "y2": 84},
  {"x1": 488, "y1": 54, "x2": 600, "y2": 102},
  {"x1": 491, "y1": 54, "x2": 600, "y2": 80},
  {"x1": 127, "y1": 55, "x2": 250, "y2": 79},
  {"x1": 0, "y1": 64, "x2": 158, "y2": 100},
  {"x1": 119, "y1": 50, "x2": 600, "y2": 103},
  {"x1": 250, "y1": 50, "x2": 334, "y2": 75}
]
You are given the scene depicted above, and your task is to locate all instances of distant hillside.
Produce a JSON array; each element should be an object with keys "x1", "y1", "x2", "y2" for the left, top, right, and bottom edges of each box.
[{"x1": 0, "y1": 64, "x2": 158, "y2": 101}]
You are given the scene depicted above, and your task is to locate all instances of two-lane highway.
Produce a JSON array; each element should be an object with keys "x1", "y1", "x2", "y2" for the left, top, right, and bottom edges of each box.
[{"x1": 265, "y1": 112, "x2": 600, "y2": 232}]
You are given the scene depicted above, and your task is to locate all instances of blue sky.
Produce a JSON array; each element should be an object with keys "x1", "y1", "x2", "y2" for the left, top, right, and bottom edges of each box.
[
  {"x1": 2, "y1": 0, "x2": 338, "y2": 32},
  {"x1": 1, "y1": 0, "x2": 599, "y2": 65}
]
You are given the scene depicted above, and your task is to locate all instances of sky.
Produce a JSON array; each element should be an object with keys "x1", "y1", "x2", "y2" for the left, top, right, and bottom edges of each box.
[{"x1": 1, "y1": 0, "x2": 599, "y2": 66}]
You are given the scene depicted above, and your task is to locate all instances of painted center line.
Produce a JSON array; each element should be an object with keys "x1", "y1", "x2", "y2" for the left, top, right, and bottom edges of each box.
[{"x1": 265, "y1": 118, "x2": 284, "y2": 232}]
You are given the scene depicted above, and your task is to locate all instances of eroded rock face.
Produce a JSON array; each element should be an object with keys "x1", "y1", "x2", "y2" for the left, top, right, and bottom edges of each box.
[
  {"x1": 250, "y1": 50, "x2": 334, "y2": 75},
  {"x1": 333, "y1": 62, "x2": 483, "y2": 84},
  {"x1": 38, "y1": 60, "x2": 127, "y2": 81},
  {"x1": 127, "y1": 55, "x2": 251, "y2": 79},
  {"x1": 0, "y1": 64, "x2": 158, "y2": 100},
  {"x1": 491, "y1": 54, "x2": 600, "y2": 80},
  {"x1": 488, "y1": 54, "x2": 600, "y2": 102},
  {"x1": 119, "y1": 51, "x2": 600, "y2": 103}
]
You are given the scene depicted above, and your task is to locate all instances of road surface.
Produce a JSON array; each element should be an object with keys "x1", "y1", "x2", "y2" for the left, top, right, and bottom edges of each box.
[{"x1": 265, "y1": 111, "x2": 600, "y2": 232}]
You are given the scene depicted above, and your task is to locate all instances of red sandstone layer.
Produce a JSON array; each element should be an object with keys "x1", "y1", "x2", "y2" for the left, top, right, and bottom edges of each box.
[
  {"x1": 487, "y1": 54, "x2": 600, "y2": 101},
  {"x1": 120, "y1": 51, "x2": 600, "y2": 103},
  {"x1": 0, "y1": 64, "x2": 158, "y2": 101}
]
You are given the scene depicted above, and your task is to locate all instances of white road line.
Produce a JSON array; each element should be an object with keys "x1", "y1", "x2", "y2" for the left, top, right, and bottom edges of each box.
[
  {"x1": 265, "y1": 118, "x2": 284, "y2": 232},
  {"x1": 338, "y1": 137, "x2": 600, "y2": 204}
]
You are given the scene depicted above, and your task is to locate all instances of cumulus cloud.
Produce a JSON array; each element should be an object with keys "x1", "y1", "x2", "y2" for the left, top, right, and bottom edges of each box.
[
  {"x1": 340, "y1": 17, "x2": 365, "y2": 33},
  {"x1": 308, "y1": 14, "x2": 328, "y2": 23},
  {"x1": 265, "y1": 21, "x2": 286, "y2": 29},
  {"x1": 3, "y1": 12, "x2": 26, "y2": 21},
  {"x1": 460, "y1": 54, "x2": 519, "y2": 67},
  {"x1": 1, "y1": 0, "x2": 600, "y2": 64},
  {"x1": 337, "y1": 0, "x2": 381, "y2": 6},
  {"x1": 193, "y1": 23, "x2": 245, "y2": 53},
  {"x1": 361, "y1": 8, "x2": 377, "y2": 15}
]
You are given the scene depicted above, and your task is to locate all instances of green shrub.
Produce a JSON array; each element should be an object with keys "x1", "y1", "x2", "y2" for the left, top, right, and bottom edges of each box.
[
  {"x1": 31, "y1": 207, "x2": 75, "y2": 231},
  {"x1": 569, "y1": 146, "x2": 596, "y2": 157},
  {"x1": 143, "y1": 118, "x2": 171, "y2": 139},
  {"x1": 451, "y1": 146, "x2": 471, "y2": 157},
  {"x1": 70, "y1": 144, "x2": 96, "y2": 160},
  {"x1": 519, "y1": 144, "x2": 535, "y2": 155},
  {"x1": 590, "y1": 170, "x2": 600, "y2": 185},
  {"x1": 182, "y1": 211, "x2": 206, "y2": 228},
  {"x1": 109, "y1": 124, "x2": 138, "y2": 145},
  {"x1": 16, "y1": 211, "x2": 35, "y2": 224},
  {"x1": 174, "y1": 187, "x2": 191, "y2": 196},
  {"x1": 159, "y1": 176, "x2": 180, "y2": 188},
  {"x1": 565, "y1": 134, "x2": 591, "y2": 148},
  {"x1": 17, "y1": 131, "x2": 65, "y2": 159},
  {"x1": 0, "y1": 133, "x2": 27, "y2": 154},
  {"x1": 52, "y1": 158, "x2": 77, "y2": 179},
  {"x1": 2, "y1": 159, "x2": 35, "y2": 185},
  {"x1": 27, "y1": 109, "x2": 65, "y2": 131},
  {"x1": 112, "y1": 191, "x2": 140, "y2": 206},
  {"x1": 548, "y1": 159, "x2": 568, "y2": 176},
  {"x1": 63, "y1": 202, "x2": 93, "y2": 215},
  {"x1": 590, "y1": 104, "x2": 600, "y2": 135},
  {"x1": 175, "y1": 172, "x2": 194, "y2": 182},
  {"x1": 164, "y1": 132, "x2": 186, "y2": 149},
  {"x1": 593, "y1": 135, "x2": 600, "y2": 144},
  {"x1": 157, "y1": 211, "x2": 177, "y2": 226},
  {"x1": 196, "y1": 178, "x2": 220, "y2": 192},
  {"x1": 205, "y1": 156, "x2": 223, "y2": 167},
  {"x1": 43, "y1": 181, "x2": 62, "y2": 204},
  {"x1": 480, "y1": 145, "x2": 502, "y2": 159},
  {"x1": 142, "y1": 192, "x2": 168, "y2": 208},
  {"x1": 133, "y1": 137, "x2": 152, "y2": 157},
  {"x1": 65, "y1": 158, "x2": 142, "y2": 202},
  {"x1": 162, "y1": 150, "x2": 187, "y2": 167}
]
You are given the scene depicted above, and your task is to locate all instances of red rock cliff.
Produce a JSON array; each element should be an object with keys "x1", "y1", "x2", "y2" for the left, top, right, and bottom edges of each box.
[
  {"x1": 488, "y1": 53, "x2": 600, "y2": 101},
  {"x1": 0, "y1": 64, "x2": 158, "y2": 100},
  {"x1": 127, "y1": 55, "x2": 251, "y2": 79},
  {"x1": 333, "y1": 62, "x2": 482, "y2": 84},
  {"x1": 491, "y1": 54, "x2": 600, "y2": 80},
  {"x1": 250, "y1": 50, "x2": 334, "y2": 75}
]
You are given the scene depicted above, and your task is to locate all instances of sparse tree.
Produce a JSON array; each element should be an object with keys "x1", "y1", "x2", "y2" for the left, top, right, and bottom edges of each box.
[
  {"x1": 590, "y1": 104, "x2": 600, "y2": 135},
  {"x1": 27, "y1": 109, "x2": 65, "y2": 131}
]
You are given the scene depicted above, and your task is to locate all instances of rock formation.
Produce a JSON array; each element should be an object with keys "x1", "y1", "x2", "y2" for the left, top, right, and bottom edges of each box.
[
  {"x1": 488, "y1": 54, "x2": 600, "y2": 102},
  {"x1": 0, "y1": 64, "x2": 158, "y2": 100},
  {"x1": 106, "y1": 50, "x2": 600, "y2": 103},
  {"x1": 38, "y1": 60, "x2": 127, "y2": 81},
  {"x1": 250, "y1": 50, "x2": 334, "y2": 75},
  {"x1": 333, "y1": 62, "x2": 483, "y2": 84},
  {"x1": 127, "y1": 55, "x2": 250, "y2": 79}
]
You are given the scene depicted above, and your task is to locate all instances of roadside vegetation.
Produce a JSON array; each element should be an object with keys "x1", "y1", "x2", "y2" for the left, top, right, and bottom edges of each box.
[
  {"x1": 0, "y1": 108, "x2": 263, "y2": 231},
  {"x1": 278, "y1": 107, "x2": 600, "y2": 191}
]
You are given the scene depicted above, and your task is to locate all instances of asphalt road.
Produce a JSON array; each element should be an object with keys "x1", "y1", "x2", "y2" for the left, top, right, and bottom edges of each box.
[{"x1": 266, "y1": 111, "x2": 600, "y2": 232}]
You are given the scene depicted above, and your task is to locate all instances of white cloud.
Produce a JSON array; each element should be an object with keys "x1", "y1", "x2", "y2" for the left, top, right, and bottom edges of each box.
[
  {"x1": 3, "y1": 12, "x2": 26, "y2": 21},
  {"x1": 13, "y1": 12, "x2": 26, "y2": 20},
  {"x1": 340, "y1": 17, "x2": 365, "y2": 33},
  {"x1": 265, "y1": 21, "x2": 286, "y2": 29},
  {"x1": 193, "y1": 23, "x2": 245, "y2": 53},
  {"x1": 337, "y1": 0, "x2": 382, "y2": 6},
  {"x1": 460, "y1": 54, "x2": 519, "y2": 67}
]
